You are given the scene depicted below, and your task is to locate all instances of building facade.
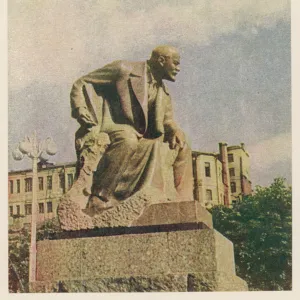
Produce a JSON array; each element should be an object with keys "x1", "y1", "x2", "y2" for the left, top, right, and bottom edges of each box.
[
  {"x1": 8, "y1": 142, "x2": 252, "y2": 227},
  {"x1": 227, "y1": 143, "x2": 252, "y2": 202},
  {"x1": 8, "y1": 162, "x2": 76, "y2": 229},
  {"x1": 192, "y1": 142, "x2": 252, "y2": 208}
]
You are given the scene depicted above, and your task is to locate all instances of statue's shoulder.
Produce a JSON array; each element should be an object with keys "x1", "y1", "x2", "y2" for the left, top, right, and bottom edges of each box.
[{"x1": 106, "y1": 60, "x2": 145, "y2": 77}]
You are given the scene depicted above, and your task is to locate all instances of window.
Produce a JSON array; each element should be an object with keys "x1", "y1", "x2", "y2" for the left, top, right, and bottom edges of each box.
[
  {"x1": 228, "y1": 153, "x2": 234, "y2": 162},
  {"x1": 38, "y1": 177, "x2": 44, "y2": 191},
  {"x1": 229, "y1": 168, "x2": 235, "y2": 177},
  {"x1": 68, "y1": 174, "x2": 74, "y2": 190},
  {"x1": 17, "y1": 180, "x2": 20, "y2": 193},
  {"x1": 39, "y1": 203, "x2": 44, "y2": 214},
  {"x1": 16, "y1": 205, "x2": 20, "y2": 215},
  {"x1": 206, "y1": 189, "x2": 212, "y2": 201},
  {"x1": 25, "y1": 204, "x2": 32, "y2": 215},
  {"x1": 9, "y1": 206, "x2": 13, "y2": 216},
  {"x1": 230, "y1": 182, "x2": 236, "y2": 193},
  {"x1": 47, "y1": 201, "x2": 53, "y2": 213},
  {"x1": 59, "y1": 173, "x2": 65, "y2": 189},
  {"x1": 205, "y1": 162, "x2": 211, "y2": 177},
  {"x1": 25, "y1": 178, "x2": 32, "y2": 192},
  {"x1": 9, "y1": 180, "x2": 13, "y2": 194},
  {"x1": 47, "y1": 176, "x2": 52, "y2": 190}
]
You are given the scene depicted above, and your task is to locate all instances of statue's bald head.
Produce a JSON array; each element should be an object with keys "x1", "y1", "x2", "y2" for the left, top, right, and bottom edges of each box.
[
  {"x1": 150, "y1": 45, "x2": 179, "y2": 60},
  {"x1": 149, "y1": 45, "x2": 181, "y2": 82}
]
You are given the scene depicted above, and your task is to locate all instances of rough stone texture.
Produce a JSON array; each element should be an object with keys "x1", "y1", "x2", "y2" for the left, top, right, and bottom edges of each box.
[
  {"x1": 37, "y1": 229, "x2": 234, "y2": 281},
  {"x1": 31, "y1": 272, "x2": 247, "y2": 292},
  {"x1": 56, "y1": 131, "x2": 109, "y2": 231},
  {"x1": 30, "y1": 281, "x2": 60, "y2": 293},
  {"x1": 36, "y1": 238, "x2": 82, "y2": 281},
  {"x1": 132, "y1": 201, "x2": 213, "y2": 228},
  {"x1": 187, "y1": 272, "x2": 248, "y2": 291},
  {"x1": 215, "y1": 230, "x2": 236, "y2": 275},
  {"x1": 92, "y1": 188, "x2": 164, "y2": 228},
  {"x1": 58, "y1": 190, "x2": 160, "y2": 230},
  {"x1": 58, "y1": 186, "x2": 212, "y2": 231},
  {"x1": 31, "y1": 274, "x2": 188, "y2": 293},
  {"x1": 58, "y1": 187, "x2": 169, "y2": 231},
  {"x1": 34, "y1": 228, "x2": 248, "y2": 292},
  {"x1": 57, "y1": 195, "x2": 94, "y2": 230},
  {"x1": 166, "y1": 230, "x2": 235, "y2": 275}
]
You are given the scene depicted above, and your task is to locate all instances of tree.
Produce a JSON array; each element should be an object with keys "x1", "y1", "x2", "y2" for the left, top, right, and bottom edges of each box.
[
  {"x1": 9, "y1": 228, "x2": 30, "y2": 292},
  {"x1": 209, "y1": 178, "x2": 292, "y2": 291},
  {"x1": 8, "y1": 218, "x2": 61, "y2": 292}
]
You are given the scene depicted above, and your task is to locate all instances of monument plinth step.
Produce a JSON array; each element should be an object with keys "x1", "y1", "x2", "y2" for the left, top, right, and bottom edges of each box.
[
  {"x1": 33, "y1": 201, "x2": 247, "y2": 292},
  {"x1": 33, "y1": 227, "x2": 248, "y2": 292},
  {"x1": 31, "y1": 272, "x2": 248, "y2": 292},
  {"x1": 133, "y1": 200, "x2": 213, "y2": 228}
]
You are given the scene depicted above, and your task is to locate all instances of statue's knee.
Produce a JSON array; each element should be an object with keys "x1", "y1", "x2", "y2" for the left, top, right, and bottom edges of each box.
[{"x1": 177, "y1": 143, "x2": 192, "y2": 160}]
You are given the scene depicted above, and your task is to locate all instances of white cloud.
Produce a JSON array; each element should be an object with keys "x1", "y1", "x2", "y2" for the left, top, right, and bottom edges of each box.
[
  {"x1": 247, "y1": 132, "x2": 291, "y2": 171},
  {"x1": 8, "y1": 0, "x2": 289, "y2": 89}
]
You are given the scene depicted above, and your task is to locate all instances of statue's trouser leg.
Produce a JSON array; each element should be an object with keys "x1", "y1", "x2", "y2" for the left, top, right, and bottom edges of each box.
[
  {"x1": 114, "y1": 138, "x2": 164, "y2": 198},
  {"x1": 92, "y1": 129, "x2": 139, "y2": 201},
  {"x1": 173, "y1": 144, "x2": 194, "y2": 201}
]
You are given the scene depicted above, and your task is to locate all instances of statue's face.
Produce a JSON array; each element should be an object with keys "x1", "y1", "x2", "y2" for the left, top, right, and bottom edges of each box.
[{"x1": 161, "y1": 52, "x2": 180, "y2": 82}]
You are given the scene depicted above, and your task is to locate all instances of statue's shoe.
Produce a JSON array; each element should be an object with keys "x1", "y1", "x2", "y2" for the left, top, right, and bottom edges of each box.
[{"x1": 87, "y1": 195, "x2": 114, "y2": 213}]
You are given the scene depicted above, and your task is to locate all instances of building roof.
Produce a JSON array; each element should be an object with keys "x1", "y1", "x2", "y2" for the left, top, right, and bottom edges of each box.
[
  {"x1": 9, "y1": 161, "x2": 76, "y2": 175},
  {"x1": 192, "y1": 151, "x2": 219, "y2": 157},
  {"x1": 227, "y1": 143, "x2": 249, "y2": 157}
]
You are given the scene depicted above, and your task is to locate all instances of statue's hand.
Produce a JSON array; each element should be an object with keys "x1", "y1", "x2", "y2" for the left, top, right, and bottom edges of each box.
[
  {"x1": 77, "y1": 107, "x2": 97, "y2": 127},
  {"x1": 170, "y1": 130, "x2": 185, "y2": 149}
]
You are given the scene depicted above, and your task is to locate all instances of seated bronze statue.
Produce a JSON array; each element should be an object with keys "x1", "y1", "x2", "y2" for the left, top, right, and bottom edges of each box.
[{"x1": 63, "y1": 45, "x2": 194, "y2": 218}]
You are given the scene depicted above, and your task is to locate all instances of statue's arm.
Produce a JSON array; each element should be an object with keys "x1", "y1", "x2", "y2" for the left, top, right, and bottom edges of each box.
[
  {"x1": 163, "y1": 95, "x2": 178, "y2": 135},
  {"x1": 70, "y1": 60, "x2": 123, "y2": 119},
  {"x1": 163, "y1": 96, "x2": 186, "y2": 149}
]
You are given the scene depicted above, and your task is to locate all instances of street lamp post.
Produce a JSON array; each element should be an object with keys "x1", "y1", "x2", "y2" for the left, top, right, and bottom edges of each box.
[{"x1": 12, "y1": 131, "x2": 57, "y2": 283}]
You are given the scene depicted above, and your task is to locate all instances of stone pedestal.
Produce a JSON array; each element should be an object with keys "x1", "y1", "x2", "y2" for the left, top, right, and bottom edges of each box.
[
  {"x1": 31, "y1": 202, "x2": 247, "y2": 292},
  {"x1": 32, "y1": 231, "x2": 247, "y2": 291}
]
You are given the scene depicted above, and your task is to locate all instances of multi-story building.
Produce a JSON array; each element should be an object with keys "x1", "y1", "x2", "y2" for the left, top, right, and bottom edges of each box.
[
  {"x1": 192, "y1": 142, "x2": 252, "y2": 208},
  {"x1": 227, "y1": 143, "x2": 252, "y2": 202},
  {"x1": 192, "y1": 150, "x2": 225, "y2": 207},
  {"x1": 8, "y1": 142, "x2": 252, "y2": 227},
  {"x1": 8, "y1": 161, "x2": 76, "y2": 229}
]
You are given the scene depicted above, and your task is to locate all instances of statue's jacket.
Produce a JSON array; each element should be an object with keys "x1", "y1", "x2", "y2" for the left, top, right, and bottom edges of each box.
[{"x1": 70, "y1": 60, "x2": 178, "y2": 140}]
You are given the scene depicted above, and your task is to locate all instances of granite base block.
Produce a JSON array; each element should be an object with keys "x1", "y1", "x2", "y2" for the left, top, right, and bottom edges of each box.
[
  {"x1": 187, "y1": 272, "x2": 248, "y2": 291},
  {"x1": 31, "y1": 274, "x2": 187, "y2": 292},
  {"x1": 132, "y1": 201, "x2": 213, "y2": 228},
  {"x1": 31, "y1": 272, "x2": 247, "y2": 292},
  {"x1": 34, "y1": 227, "x2": 248, "y2": 291},
  {"x1": 36, "y1": 229, "x2": 236, "y2": 281}
]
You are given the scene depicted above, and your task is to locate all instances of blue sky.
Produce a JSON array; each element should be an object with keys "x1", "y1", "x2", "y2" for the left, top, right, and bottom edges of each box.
[{"x1": 8, "y1": 0, "x2": 291, "y2": 186}]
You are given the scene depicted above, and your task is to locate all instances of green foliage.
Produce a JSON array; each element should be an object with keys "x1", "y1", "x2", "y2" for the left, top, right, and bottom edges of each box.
[
  {"x1": 209, "y1": 178, "x2": 292, "y2": 291},
  {"x1": 9, "y1": 217, "x2": 62, "y2": 292},
  {"x1": 9, "y1": 228, "x2": 30, "y2": 292},
  {"x1": 36, "y1": 217, "x2": 62, "y2": 241}
]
